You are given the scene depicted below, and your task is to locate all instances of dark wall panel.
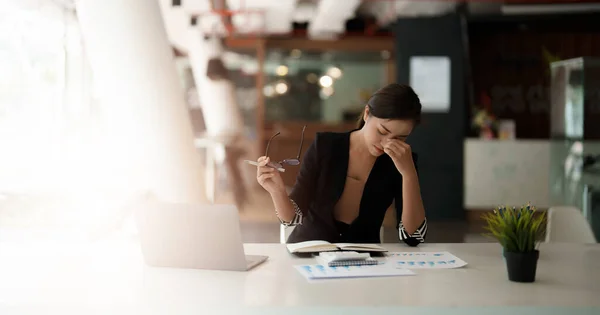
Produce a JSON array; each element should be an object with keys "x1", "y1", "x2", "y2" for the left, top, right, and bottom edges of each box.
[
  {"x1": 394, "y1": 14, "x2": 467, "y2": 220},
  {"x1": 468, "y1": 13, "x2": 600, "y2": 139}
]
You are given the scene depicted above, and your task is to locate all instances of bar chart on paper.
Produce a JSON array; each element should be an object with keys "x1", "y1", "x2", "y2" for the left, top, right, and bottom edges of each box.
[
  {"x1": 294, "y1": 264, "x2": 415, "y2": 280},
  {"x1": 388, "y1": 251, "x2": 468, "y2": 269}
]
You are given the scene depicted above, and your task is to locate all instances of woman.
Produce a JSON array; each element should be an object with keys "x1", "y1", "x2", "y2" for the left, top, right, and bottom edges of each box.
[{"x1": 256, "y1": 84, "x2": 427, "y2": 246}]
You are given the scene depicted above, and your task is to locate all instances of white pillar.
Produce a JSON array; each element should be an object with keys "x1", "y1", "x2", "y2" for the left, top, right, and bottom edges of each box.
[
  {"x1": 186, "y1": 30, "x2": 245, "y2": 144},
  {"x1": 187, "y1": 29, "x2": 248, "y2": 203},
  {"x1": 75, "y1": 0, "x2": 204, "y2": 203}
]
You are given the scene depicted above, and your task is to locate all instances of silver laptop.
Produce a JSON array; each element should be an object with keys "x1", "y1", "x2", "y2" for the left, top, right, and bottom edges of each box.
[{"x1": 134, "y1": 202, "x2": 268, "y2": 271}]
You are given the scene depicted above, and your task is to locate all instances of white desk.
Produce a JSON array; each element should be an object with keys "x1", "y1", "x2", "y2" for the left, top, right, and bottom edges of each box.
[{"x1": 0, "y1": 241, "x2": 598, "y2": 315}]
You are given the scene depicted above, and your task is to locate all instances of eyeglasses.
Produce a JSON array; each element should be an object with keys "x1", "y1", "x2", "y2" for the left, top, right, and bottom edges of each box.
[{"x1": 265, "y1": 125, "x2": 306, "y2": 169}]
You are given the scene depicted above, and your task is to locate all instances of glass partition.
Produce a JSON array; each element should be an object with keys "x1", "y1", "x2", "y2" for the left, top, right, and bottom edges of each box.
[{"x1": 261, "y1": 50, "x2": 388, "y2": 123}]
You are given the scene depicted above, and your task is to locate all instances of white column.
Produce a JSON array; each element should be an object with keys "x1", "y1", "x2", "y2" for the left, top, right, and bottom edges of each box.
[
  {"x1": 186, "y1": 30, "x2": 244, "y2": 143},
  {"x1": 187, "y1": 29, "x2": 247, "y2": 203},
  {"x1": 75, "y1": 0, "x2": 204, "y2": 203}
]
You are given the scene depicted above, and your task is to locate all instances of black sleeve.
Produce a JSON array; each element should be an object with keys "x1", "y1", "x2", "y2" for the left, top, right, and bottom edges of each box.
[
  {"x1": 395, "y1": 153, "x2": 428, "y2": 247},
  {"x1": 288, "y1": 133, "x2": 322, "y2": 216}
]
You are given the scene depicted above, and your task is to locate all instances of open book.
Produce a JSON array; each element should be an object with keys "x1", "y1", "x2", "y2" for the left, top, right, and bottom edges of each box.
[{"x1": 286, "y1": 241, "x2": 387, "y2": 254}]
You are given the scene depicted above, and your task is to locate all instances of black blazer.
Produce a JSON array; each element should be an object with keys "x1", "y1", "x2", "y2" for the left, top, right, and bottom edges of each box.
[{"x1": 287, "y1": 130, "x2": 421, "y2": 245}]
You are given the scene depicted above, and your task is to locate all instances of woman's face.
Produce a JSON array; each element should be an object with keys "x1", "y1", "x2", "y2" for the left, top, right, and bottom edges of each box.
[{"x1": 362, "y1": 106, "x2": 415, "y2": 157}]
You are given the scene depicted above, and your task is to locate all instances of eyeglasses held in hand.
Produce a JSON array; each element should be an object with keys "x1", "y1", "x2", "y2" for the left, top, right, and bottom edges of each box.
[
  {"x1": 243, "y1": 125, "x2": 307, "y2": 172},
  {"x1": 265, "y1": 125, "x2": 306, "y2": 169}
]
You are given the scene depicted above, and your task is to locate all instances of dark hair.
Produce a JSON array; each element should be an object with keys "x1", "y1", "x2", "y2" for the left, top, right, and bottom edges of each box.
[{"x1": 357, "y1": 83, "x2": 422, "y2": 129}]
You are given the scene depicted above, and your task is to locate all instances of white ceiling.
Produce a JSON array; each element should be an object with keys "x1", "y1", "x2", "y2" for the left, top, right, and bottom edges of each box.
[
  {"x1": 9, "y1": 0, "x2": 597, "y2": 55},
  {"x1": 159, "y1": 0, "x2": 600, "y2": 53},
  {"x1": 160, "y1": 0, "x2": 464, "y2": 53}
]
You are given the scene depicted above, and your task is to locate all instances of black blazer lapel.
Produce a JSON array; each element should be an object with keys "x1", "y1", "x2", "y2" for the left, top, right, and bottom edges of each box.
[{"x1": 328, "y1": 132, "x2": 350, "y2": 209}]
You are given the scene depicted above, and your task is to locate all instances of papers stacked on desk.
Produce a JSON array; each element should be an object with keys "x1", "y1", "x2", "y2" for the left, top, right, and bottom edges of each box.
[
  {"x1": 293, "y1": 251, "x2": 468, "y2": 281},
  {"x1": 315, "y1": 251, "x2": 379, "y2": 267}
]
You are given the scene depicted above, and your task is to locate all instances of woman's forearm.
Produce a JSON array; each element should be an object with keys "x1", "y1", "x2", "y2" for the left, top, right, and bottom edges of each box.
[
  {"x1": 270, "y1": 190, "x2": 296, "y2": 223},
  {"x1": 401, "y1": 170, "x2": 426, "y2": 234}
]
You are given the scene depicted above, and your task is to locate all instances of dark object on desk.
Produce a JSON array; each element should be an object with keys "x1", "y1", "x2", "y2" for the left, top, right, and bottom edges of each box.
[
  {"x1": 504, "y1": 250, "x2": 539, "y2": 283},
  {"x1": 286, "y1": 241, "x2": 387, "y2": 255},
  {"x1": 288, "y1": 251, "x2": 387, "y2": 259}
]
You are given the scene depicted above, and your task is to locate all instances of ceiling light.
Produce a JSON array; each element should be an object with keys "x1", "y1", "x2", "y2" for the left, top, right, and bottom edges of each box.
[
  {"x1": 275, "y1": 82, "x2": 288, "y2": 94},
  {"x1": 326, "y1": 66, "x2": 342, "y2": 79},
  {"x1": 276, "y1": 65, "x2": 288, "y2": 76},
  {"x1": 319, "y1": 75, "x2": 333, "y2": 88}
]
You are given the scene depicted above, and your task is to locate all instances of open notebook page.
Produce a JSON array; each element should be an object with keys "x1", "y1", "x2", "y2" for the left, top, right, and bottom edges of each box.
[{"x1": 286, "y1": 241, "x2": 337, "y2": 253}]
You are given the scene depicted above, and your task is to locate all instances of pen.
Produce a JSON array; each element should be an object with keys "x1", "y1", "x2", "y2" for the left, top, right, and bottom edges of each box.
[{"x1": 243, "y1": 160, "x2": 285, "y2": 172}]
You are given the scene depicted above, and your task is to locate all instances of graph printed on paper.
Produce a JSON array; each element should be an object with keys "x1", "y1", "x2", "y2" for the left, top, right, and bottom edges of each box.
[{"x1": 388, "y1": 251, "x2": 468, "y2": 269}]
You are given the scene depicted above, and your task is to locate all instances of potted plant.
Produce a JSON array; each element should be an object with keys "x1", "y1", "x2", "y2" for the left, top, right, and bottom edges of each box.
[{"x1": 481, "y1": 203, "x2": 547, "y2": 283}]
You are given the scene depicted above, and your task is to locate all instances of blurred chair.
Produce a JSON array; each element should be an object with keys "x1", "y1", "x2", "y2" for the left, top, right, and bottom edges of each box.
[
  {"x1": 280, "y1": 225, "x2": 293, "y2": 244},
  {"x1": 545, "y1": 206, "x2": 597, "y2": 243},
  {"x1": 194, "y1": 134, "x2": 249, "y2": 208}
]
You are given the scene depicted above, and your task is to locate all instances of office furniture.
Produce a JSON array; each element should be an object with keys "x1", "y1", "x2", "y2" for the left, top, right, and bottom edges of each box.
[{"x1": 0, "y1": 241, "x2": 597, "y2": 314}]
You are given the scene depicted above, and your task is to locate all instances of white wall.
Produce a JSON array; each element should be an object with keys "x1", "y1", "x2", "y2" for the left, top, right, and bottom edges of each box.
[{"x1": 464, "y1": 139, "x2": 551, "y2": 209}]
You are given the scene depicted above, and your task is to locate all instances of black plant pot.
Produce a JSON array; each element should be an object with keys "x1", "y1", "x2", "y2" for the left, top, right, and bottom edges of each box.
[{"x1": 504, "y1": 250, "x2": 539, "y2": 283}]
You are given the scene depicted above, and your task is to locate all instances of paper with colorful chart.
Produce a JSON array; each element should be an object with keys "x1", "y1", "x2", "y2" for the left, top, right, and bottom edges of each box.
[
  {"x1": 294, "y1": 264, "x2": 415, "y2": 280},
  {"x1": 388, "y1": 251, "x2": 468, "y2": 269}
]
